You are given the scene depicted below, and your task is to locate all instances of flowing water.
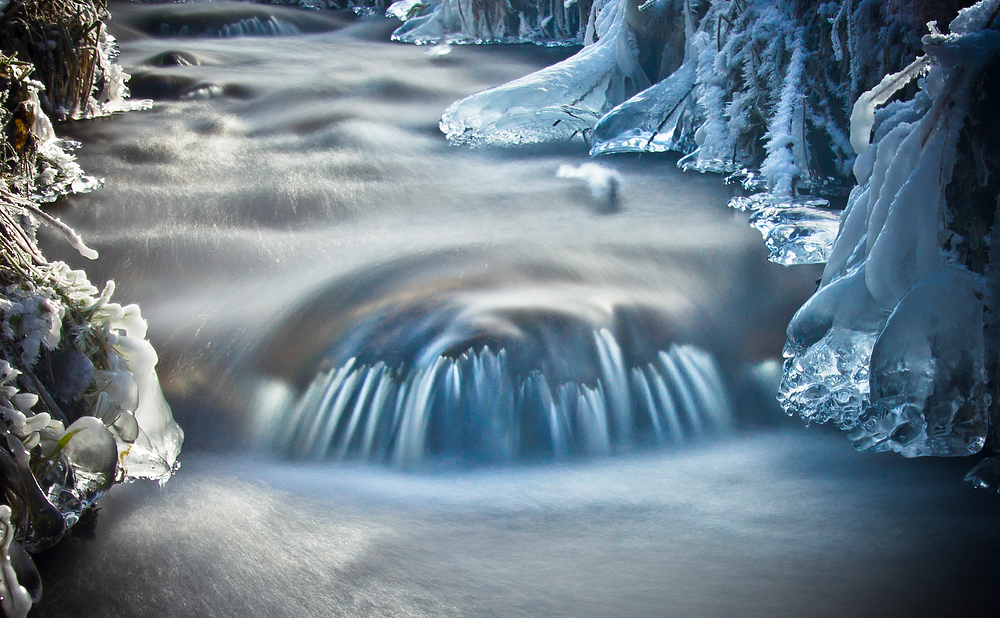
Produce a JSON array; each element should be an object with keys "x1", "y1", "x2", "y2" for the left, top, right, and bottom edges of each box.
[{"x1": 27, "y1": 2, "x2": 1000, "y2": 616}]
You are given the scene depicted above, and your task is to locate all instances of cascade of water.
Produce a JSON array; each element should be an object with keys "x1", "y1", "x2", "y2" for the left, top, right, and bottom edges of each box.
[
  {"x1": 268, "y1": 331, "x2": 732, "y2": 466},
  {"x1": 161, "y1": 16, "x2": 303, "y2": 37}
]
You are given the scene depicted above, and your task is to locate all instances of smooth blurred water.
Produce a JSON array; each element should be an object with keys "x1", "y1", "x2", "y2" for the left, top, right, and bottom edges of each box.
[{"x1": 29, "y1": 2, "x2": 1000, "y2": 616}]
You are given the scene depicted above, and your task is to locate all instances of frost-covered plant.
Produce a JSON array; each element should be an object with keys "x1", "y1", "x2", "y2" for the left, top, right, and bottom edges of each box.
[
  {"x1": 0, "y1": 189, "x2": 184, "y2": 617},
  {"x1": 0, "y1": 54, "x2": 99, "y2": 204},
  {"x1": 681, "y1": 1, "x2": 808, "y2": 185},
  {"x1": 0, "y1": 0, "x2": 148, "y2": 123},
  {"x1": 0, "y1": 1, "x2": 150, "y2": 204},
  {"x1": 0, "y1": 5, "x2": 179, "y2": 613}
]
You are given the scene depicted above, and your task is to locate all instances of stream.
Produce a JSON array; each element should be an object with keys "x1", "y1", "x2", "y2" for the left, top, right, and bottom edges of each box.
[{"x1": 27, "y1": 2, "x2": 1000, "y2": 616}]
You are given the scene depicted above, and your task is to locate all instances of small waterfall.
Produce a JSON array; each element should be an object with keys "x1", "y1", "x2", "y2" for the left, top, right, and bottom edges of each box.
[
  {"x1": 161, "y1": 16, "x2": 302, "y2": 38},
  {"x1": 269, "y1": 329, "x2": 732, "y2": 466}
]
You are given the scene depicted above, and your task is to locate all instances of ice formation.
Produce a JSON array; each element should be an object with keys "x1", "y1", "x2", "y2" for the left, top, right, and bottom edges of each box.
[
  {"x1": 86, "y1": 31, "x2": 153, "y2": 119},
  {"x1": 781, "y1": 2, "x2": 1000, "y2": 459},
  {"x1": 0, "y1": 263, "x2": 184, "y2": 486},
  {"x1": 268, "y1": 333, "x2": 731, "y2": 466},
  {"x1": 2, "y1": 24, "x2": 149, "y2": 203},
  {"x1": 439, "y1": 0, "x2": 649, "y2": 146},
  {"x1": 434, "y1": 0, "x2": 865, "y2": 265},
  {"x1": 25, "y1": 87, "x2": 103, "y2": 203},
  {"x1": 589, "y1": 55, "x2": 697, "y2": 155},
  {"x1": 749, "y1": 204, "x2": 842, "y2": 266},
  {"x1": 0, "y1": 273, "x2": 181, "y2": 614},
  {"x1": 0, "y1": 241, "x2": 184, "y2": 616},
  {"x1": 0, "y1": 507, "x2": 31, "y2": 618},
  {"x1": 435, "y1": 0, "x2": 859, "y2": 187}
]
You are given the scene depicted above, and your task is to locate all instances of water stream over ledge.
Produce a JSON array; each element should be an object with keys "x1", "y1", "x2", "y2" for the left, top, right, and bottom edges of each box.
[{"x1": 26, "y1": 2, "x2": 1000, "y2": 616}]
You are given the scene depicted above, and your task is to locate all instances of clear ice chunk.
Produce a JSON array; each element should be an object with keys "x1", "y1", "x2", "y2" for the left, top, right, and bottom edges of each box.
[
  {"x1": 850, "y1": 268, "x2": 989, "y2": 457},
  {"x1": 112, "y1": 334, "x2": 184, "y2": 482},
  {"x1": 779, "y1": 267, "x2": 882, "y2": 428},
  {"x1": 964, "y1": 455, "x2": 1000, "y2": 491},
  {"x1": 590, "y1": 60, "x2": 697, "y2": 155},
  {"x1": 386, "y1": 0, "x2": 426, "y2": 21},
  {"x1": 45, "y1": 416, "x2": 118, "y2": 526},
  {"x1": 749, "y1": 205, "x2": 842, "y2": 265}
]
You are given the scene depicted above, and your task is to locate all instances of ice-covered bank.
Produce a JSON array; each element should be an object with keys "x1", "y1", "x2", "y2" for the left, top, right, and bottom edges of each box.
[
  {"x1": 0, "y1": 2, "x2": 180, "y2": 615},
  {"x1": 782, "y1": 4, "x2": 1000, "y2": 458}
]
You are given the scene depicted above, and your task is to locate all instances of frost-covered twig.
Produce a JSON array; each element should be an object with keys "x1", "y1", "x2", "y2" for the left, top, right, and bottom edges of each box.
[{"x1": 0, "y1": 189, "x2": 98, "y2": 259}]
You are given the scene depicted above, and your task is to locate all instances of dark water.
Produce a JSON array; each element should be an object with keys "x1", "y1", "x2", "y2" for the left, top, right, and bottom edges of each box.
[{"x1": 29, "y1": 2, "x2": 1000, "y2": 616}]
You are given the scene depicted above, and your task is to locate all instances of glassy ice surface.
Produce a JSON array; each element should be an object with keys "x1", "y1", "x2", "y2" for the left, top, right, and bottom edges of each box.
[{"x1": 590, "y1": 61, "x2": 698, "y2": 156}]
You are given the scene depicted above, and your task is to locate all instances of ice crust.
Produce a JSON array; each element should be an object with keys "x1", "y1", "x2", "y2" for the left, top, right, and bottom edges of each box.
[
  {"x1": 590, "y1": 59, "x2": 697, "y2": 155},
  {"x1": 780, "y1": 5, "x2": 1000, "y2": 458}
]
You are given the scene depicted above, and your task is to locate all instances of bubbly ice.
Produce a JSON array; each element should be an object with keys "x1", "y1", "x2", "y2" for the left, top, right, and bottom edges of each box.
[{"x1": 852, "y1": 268, "x2": 989, "y2": 456}]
